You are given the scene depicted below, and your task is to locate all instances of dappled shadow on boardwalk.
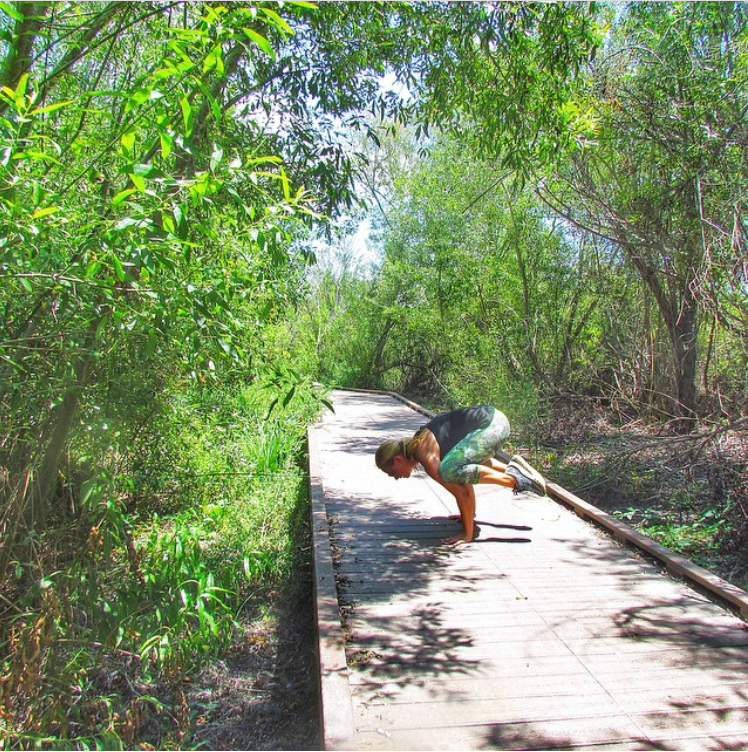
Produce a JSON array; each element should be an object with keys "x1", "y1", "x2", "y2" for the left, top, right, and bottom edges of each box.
[
  {"x1": 327, "y1": 491, "x2": 483, "y2": 684},
  {"x1": 346, "y1": 604, "x2": 478, "y2": 695},
  {"x1": 550, "y1": 534, "x2": 748, "y2": 648},
  {"x1": 317, "y1": 391, "x2": 748, "y2": 750},
  {"x1": 482, "y1": 717, "x2": 748, "y2": 752}
]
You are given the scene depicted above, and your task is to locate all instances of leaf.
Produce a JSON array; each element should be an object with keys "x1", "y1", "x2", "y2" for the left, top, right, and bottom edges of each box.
[
  {"x1": 132, "y1": 162, "x2": 163, "y2": 178},
  {"x1": 210, "y1": 144, "x2": 223, "y2": 172},
  {"x1": 161, "y1": 211, "x2": 175, "y2": 234},
  {"x1": 112, "y1": 253, "x2": 126, "y2": 282},
  {"x1": 29, "y1": 99, "x2": 73, "y2": 116},
  {"x1": 282, "y1": 385, "x2": 296, "y2": 408},
  {"x1": 204, "y1": 44, "x2": 224, "y2": 74},
  {"x1": 246, "y1": 155, "x2": 282, "y2": 165},
  {"x1": 112, "y1": 188, "x2": 137, "y2": 206},
  {"x1": 160, "y1": 130, "x2": 173, "y2": 159},
  {"x1": 180, "y1": 96, "x2": 193, "y2": 136},
  {"x1": 264, "y1": 396, "x2": 280, "y2": 420},
  {"x1": 114, "y1": 217, "x2": 142, "y2": 231},
  {"x1": 31, "y1": 206, "x2": 58, "y2": 219},
  {"x1": 280, "y1": 167, "x2": 291, "y2": 201},
  {"x1": 258, "y1": 7, "x2": 293, "y2": 36},
  {"x1": 0, "y1": 1, "x2": 24, "y2": 21},
  {"x1": 12, "y1": 149, "x2": 60, "y2": 165},
  {"x1": 206, "y1": 89, "x2": 222, "y2": 121},
  {"x1": 121, "y1": 130, "x2": 136, "y2": 153},
  {"x1": 130, "y1": 172, "x2": 146, "y2": 192},
  {"x1": 14, "y1": 73, "x2": 29, "y2": 100},
  {"x1": 242, "y1": 28, "x2": 275, "y2": 58}
]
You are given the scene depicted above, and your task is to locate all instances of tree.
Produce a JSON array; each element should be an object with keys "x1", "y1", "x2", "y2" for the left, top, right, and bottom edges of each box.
[
  {"x1": 0, "y1": 1, "x2": 315, "y2": 559},
  {"x1": 239, "y1": 1, "x2": 601, "y2": 204},
  {"x1": 352, "y1": 134, "x2": 605, "y2": 410},
  {"x1": 538, "y1": 2, "x2": 748, "y2": 425}
]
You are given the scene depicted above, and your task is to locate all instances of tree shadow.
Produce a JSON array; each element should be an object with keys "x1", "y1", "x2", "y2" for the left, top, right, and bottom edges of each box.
[
  {"x1": 324, "y1": 489, "x2": 489, "y2": 695},
  {"x1": 315, "y1": 391, "x2": 748, "y2": 750}
]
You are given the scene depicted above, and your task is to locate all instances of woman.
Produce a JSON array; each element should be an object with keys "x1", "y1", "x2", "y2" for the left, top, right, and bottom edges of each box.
[{"x1": 375, "y1": 405, "x2": 546, "y2": 545}]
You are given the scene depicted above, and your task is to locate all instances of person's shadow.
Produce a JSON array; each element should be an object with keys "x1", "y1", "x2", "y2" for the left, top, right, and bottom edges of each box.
[
  {"x1": 475, "y1": 520, "x2": 533, "y2": 543},
  {"x1": 440, "y1": 517, "x2": 533, "y2": 543}
]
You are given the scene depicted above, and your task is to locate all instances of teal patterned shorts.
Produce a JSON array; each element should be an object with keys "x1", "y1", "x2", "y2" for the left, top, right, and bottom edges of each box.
[{"x1": 438, "y1": 410, "x2": 511, "y2": 484}]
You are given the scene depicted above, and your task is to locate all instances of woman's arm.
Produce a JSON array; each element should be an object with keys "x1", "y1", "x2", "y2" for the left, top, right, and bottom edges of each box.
[{"x1": 415, "y1": 434, "x2": 476, "y2": 544}]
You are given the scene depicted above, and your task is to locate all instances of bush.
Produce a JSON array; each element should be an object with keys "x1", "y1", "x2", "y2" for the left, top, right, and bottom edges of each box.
[{"x1": 0, "y1": 377, "x2": 327, "y2": 749}]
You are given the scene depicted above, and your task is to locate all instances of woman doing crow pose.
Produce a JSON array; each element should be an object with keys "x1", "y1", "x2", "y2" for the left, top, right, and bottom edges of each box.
[{"x1": 375, "y1": 405, "x2": 546, "y2": 545}]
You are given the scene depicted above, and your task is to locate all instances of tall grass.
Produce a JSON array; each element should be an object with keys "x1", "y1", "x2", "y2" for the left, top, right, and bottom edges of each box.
[{"x1": 0, "y1": 378, "x2": 327, "y2": 749}]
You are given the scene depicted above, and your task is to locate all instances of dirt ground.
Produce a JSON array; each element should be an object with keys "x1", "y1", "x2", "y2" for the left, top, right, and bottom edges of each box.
[
  {"x1": 536, "y1": 399, "x2": 748, "y2": 591},
  {"x1": 187, "y1": 559, "x2": 321, "y2": 751}
]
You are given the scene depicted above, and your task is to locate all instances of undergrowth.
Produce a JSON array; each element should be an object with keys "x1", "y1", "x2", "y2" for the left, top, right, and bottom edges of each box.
[
  {"x1": 533, "y1": 399, "x2": 748, "y2": 591},
  {"x1": 0, "y1": 378, "x2": 328, "y2": 750}
]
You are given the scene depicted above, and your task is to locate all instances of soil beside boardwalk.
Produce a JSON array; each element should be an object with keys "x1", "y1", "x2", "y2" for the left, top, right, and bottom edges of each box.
[{"x1": 188, "y1": 542, "x2": 322, "y2": 750}]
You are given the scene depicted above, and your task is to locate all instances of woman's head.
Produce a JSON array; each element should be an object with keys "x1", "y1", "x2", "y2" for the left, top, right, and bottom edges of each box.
[
  {"x1": 375, "y1": 437, "x2": 418, "y2": 479},
  {"x1": 375, "y1": 440, "x2": 404, "y2": 471}
]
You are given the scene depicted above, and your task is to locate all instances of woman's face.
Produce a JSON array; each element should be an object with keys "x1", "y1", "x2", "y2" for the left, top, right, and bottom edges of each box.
[{"x1": 383, "y1": 454, "x2": 413, "y2": 479}]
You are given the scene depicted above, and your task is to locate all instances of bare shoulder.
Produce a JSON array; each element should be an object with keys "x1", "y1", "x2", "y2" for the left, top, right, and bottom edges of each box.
[{"x1": 414, "y1": 430, "x2": 441, "y2": 478}]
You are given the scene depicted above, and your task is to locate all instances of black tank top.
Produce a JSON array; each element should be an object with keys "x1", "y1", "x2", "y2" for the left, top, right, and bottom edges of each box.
[{"x1": 423, "y1": 405, "x2": 495, "y2": 458}]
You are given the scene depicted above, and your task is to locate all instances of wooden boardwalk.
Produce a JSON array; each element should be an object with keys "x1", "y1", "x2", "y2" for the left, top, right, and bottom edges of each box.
[{"x1": 309, "y1": 390, "x2": 748, "y2": 751}]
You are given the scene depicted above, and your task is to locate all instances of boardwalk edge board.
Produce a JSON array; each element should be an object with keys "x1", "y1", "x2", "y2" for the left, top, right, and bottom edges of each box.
[
  {"x1": 335, "y1": 388, "x2": 748, "y2": 621},
  {"x1": 307, "y1": 426, "x2": 356, "y2": 751},
  {"x1": 548, "y1": 480, "x2": 748, "y2": 620}
]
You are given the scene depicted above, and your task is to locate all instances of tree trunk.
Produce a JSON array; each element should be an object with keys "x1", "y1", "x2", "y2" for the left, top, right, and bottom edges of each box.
[
  {"x1": 672, "y1": 290, "x2": 699, "y2": 428},
  {"x1": 627, "y1": 251, "x2": 699, "y2": 427},
  {"x1": 27, "y1": 323, "x2": 98, "y2": 528},
  {"x1": 0, "y1": 2, "x2": 50, "y2": 96},
  {"x1": 514, "y1": 245, "x2": 549, "y2": 387},
  {"x1": 701, "y1": 317, "x2": 716, "y2": 394},
  {"x1": 371, "y1": 316, "x2": 395, "y2": 387}
]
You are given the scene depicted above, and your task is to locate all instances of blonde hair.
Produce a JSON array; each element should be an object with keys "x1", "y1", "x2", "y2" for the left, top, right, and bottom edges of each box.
[{"x1": 375, "y1": 429, "x2": 427, "y2": 470}]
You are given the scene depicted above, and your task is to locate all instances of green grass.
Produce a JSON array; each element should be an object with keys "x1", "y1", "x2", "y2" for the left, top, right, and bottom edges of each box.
[{"x1": 0, "y1": 379, "x2": 326, "y2": 750}]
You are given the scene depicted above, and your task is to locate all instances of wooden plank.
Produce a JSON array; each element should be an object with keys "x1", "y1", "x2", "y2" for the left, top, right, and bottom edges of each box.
[
  {"x1": 354, "y1": 721, "x2": 748, "y2": 752},
  {"x1": 354, "y1": 715, "x2": 651, "y2": 751},
  {"x1": 352, "y1": 694, "x2": 626, "y2": 731},
  {"x1": 308, "y1": 427, "x2": 356, "y2": 750},
  {"x1": 350, "y1": 672, "x2": 605, "y2": 704},
  {"x1": 350, "y1": 673, "x2": 748, "y2": 707}
]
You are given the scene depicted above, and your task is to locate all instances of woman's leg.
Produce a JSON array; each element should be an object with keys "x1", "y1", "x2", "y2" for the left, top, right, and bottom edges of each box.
[{"x1": 438, "y1": 410, "x2": 511, "y2": 485}]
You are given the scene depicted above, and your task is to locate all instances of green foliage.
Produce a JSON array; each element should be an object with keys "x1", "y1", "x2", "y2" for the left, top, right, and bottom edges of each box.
[
  {"x1": 541, "y1": 1, "x2": 748, "y2": 420},
  {"x1": 301, "y1": 2, "x2": 747, "y2": 430},
  {"x1": 243, "y1": 2, "x2": 601, "y2": 205},
  {"x1": 0, "y1": 2, "x2": 320, "y2": 571},
  {"x1": 308, "y1": 133, "x2": 605, "y2": 430},
  {"x1": 1, "y1": 379, "x2": 321, "y2": 748},
  {"x1": 406, "y1": 2, "x2": 603, "y2": 171}
]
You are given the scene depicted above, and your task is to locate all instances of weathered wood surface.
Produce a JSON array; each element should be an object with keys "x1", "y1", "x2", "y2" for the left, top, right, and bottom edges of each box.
[{"x1": 311, "y1": 390, "x2": 748, "y2": 751}]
